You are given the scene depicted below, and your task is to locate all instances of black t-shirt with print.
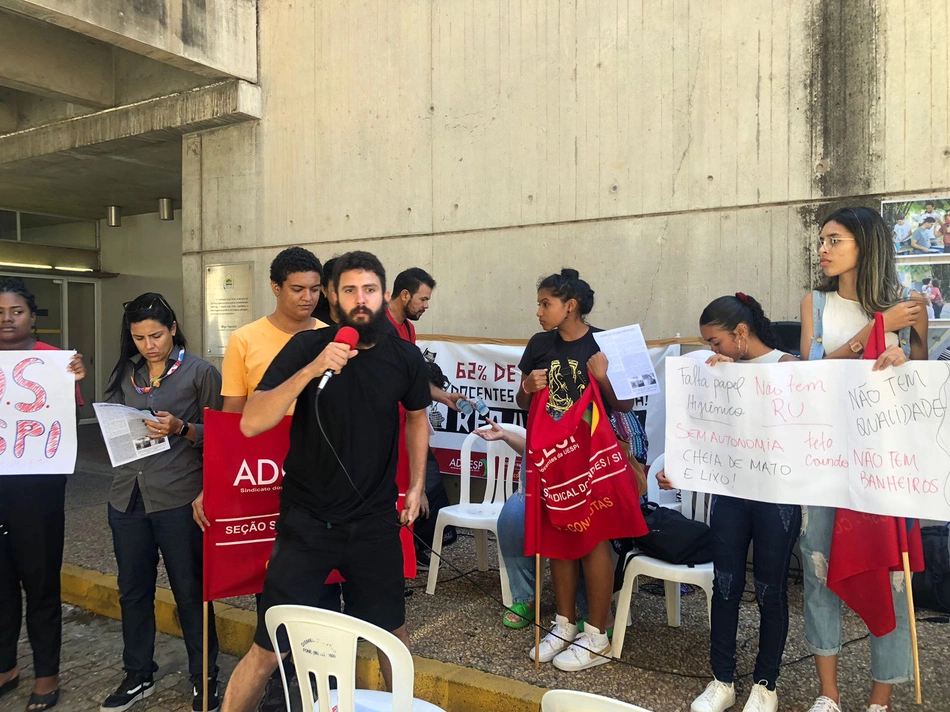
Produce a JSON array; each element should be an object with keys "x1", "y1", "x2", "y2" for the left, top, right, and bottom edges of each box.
[
  {"x1": 257, "y1": 326, "x2": 431, "y2": 522},
  {"x1": 519, "y1": 327, "x2": 604, "y2": 419}
]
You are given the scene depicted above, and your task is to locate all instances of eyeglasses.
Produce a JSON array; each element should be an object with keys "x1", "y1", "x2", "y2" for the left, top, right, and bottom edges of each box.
[
  {"x1": 123, "y1": 295, "x2": 172, "y2": 314},
  {"x1": 816, "y1": 236, "x2": 856, "y2": 252}
]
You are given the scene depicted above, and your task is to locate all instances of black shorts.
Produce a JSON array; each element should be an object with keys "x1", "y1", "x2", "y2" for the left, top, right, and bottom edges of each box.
[{"x1": 254, "y1": 504, "x2": 405, "y2": 651}]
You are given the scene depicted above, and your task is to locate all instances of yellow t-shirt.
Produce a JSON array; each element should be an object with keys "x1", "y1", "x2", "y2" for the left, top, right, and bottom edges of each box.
[{"x1": 221, "y1": 316, "x2": 328, "y2": 413}]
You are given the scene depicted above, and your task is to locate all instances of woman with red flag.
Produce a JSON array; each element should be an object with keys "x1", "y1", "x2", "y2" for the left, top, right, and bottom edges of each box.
[
  {"x1": 799, "y1": 207, "x2": 928, "y2": 712},
  {"x1": 657, "y1": 293, "x2": 799, "y2": 712},
  {"x1": 515, "y1": 268, "x2": 647, "y2": 672}
]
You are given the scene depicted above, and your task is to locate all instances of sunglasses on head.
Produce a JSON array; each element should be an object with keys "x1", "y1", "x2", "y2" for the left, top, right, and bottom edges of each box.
[{"x1": 123, "y1": 295, "x2": 173, "y2": 314}]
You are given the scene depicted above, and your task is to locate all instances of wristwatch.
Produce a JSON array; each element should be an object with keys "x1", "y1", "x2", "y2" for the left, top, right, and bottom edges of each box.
[
  {"x1": 176, "y1": 421, "x2": 190, "y2": 438},
  {"x1": 848, "y1": 338, "x2": 864, "y2": 355}
]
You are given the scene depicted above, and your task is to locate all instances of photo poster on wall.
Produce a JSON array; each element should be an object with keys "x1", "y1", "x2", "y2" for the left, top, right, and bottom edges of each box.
[{"x1": 882, "y1": 196, "x2": 950, "y2": 358}]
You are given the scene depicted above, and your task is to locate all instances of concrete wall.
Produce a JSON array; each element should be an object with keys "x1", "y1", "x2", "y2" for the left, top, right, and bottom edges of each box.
[{"x1": 181, "y1": 0, "x2": 950, "y2": 348}]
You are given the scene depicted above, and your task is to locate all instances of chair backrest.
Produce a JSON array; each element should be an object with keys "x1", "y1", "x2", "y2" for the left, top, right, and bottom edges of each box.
[
  {"x1": 680, "y1": 489, "x2": 713, "y2": 524},
  {"x1": 649, "y1": 452, "x2": 711, "y2": 524},
  {"x1": 265, "y1": 605, "x2": 414, "y2": 712},
  {"x1": 458, "y1": 424, "x2": 524, "y2": 506},
  {"x1": 541, "y1": 689, "x2": 654, "y2": 712}
]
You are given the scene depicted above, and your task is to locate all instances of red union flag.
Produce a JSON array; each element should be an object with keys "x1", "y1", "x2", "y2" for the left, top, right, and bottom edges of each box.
[
  {"x1": 524, "y1": 378, "x2": 647, "y2": 560},
  {"x1": 202, "y1": 410, "x2": 290, "y2": 601}
]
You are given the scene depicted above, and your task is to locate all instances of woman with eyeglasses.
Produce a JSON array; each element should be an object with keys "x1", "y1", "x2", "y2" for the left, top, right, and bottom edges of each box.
[
  {"x1": 99, "y1": 293, "x2": 223, "y2": 712},
  {"x1": 799, "y1": 207, "x2": 927, "y2": 712},
  {"x1": 0, "y1": 278, "x2": 84, "y2": 712}
]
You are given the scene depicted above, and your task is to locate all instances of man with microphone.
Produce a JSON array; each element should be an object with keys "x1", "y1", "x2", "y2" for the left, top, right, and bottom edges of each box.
[{"x1": 221, "y1": 251, "x2": 432, "y2": 712}]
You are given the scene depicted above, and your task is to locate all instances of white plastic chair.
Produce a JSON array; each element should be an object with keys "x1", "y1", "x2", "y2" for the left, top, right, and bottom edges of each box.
[
  {"x1": 264, "y1": 605, "x2": 445, "y2": 712},
  {"x1": 611, "y1": 457, "x2": 714, "y2": 658},
  {"x1": 425, "y1": 424, "x2": 523, "y2": 606},
  {"x1": 541, "y1": 689, "x2": 654, "y2": 711}
]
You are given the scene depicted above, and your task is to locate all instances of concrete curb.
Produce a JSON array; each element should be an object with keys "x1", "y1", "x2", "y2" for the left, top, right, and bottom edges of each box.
[{"x1": 60, "y1": 563, "x2": 546, "y2": 712}]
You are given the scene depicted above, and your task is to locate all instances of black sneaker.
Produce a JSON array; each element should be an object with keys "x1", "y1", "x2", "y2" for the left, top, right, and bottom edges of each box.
[
  {"x1": 416, "y1": 549, "x2": 431, "y2": 571},
  {"x1": 192, "y1": 677, "x2": 219, "y2": 712},
  {"x1": 99, "y1": 672, "x2": 155, "y2": 712}
]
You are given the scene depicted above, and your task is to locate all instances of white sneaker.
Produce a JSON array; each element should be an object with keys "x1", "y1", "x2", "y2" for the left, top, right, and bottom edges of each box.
[
  {"x1": 690, "y1": 679, "x2": 736, "y2": 712},
  {"x1": 807, "y1": 697, "x2": 842, "y2": 712},
  {"x1": 867, "y1": 706, "x2": 888, "y2": 712},
  {"x1": 551, "y1": 624, "x2": 611, "y2": 672},
  {"x1": 528, "y1": 614, "x2": 577, "y2": 663},
  {"x1": 742, "y1": 682, "x2": 777, "y2": 712}
]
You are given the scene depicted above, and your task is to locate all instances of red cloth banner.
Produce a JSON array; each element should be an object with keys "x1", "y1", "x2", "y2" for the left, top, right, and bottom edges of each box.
[
  {"x1": 525, "y1": 378, "x2": 648, "y2": 560},
  {"x1": 827, "y1": 313, "x2": 924, "y2": 636},
  {"x1": 202, "y1": 410, "x2": 291, "y2": 601}
]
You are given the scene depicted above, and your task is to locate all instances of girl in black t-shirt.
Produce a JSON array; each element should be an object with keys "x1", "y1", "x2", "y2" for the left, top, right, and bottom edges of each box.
[{"x1": 515, "y1": 268, "x2": 635, "y2": 672}]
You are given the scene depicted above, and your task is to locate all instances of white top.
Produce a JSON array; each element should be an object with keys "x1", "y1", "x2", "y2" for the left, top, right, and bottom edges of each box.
[
  {"x1": 821, "y1": 291, "x2": 898, "y2": 354},
  {"x1": 747, "y1": 348, "x2": 789, "y2": 364}
]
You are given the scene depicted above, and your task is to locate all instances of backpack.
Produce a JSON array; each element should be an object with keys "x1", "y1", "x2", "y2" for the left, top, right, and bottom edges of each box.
[
  {"x1": 630, "y1": 501, "x2": 714, "y2": 566},
  {"x1": 912, "y1": 525, "x2": 950, "y2": 614}
]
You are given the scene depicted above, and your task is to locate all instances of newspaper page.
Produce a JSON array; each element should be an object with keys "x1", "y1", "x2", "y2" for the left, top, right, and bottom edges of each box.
[
  {"x1": 592, "y1": 324, "x2": 662, "y2": 400},
  {"x1": 93, "y1": 402, "x2": 171, "y2": 467}
]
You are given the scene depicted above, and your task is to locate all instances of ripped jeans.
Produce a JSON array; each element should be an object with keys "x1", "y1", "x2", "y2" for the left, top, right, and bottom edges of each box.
[
  {"x1": 709, "y1": 495, "x2": 801, "y2": 689},
  {"x1": 800, "y1": 505, "x2": 912, "y2": 684}
]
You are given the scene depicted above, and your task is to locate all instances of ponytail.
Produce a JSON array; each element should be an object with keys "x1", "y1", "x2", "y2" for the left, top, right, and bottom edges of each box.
[{"x1": 699, "y1": 293, "x2": 782, "y2": 350}]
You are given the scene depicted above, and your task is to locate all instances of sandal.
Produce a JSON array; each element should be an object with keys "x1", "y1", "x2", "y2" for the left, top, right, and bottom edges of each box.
[
  {"x1": 0, "y1": 675, "x2": 20, "y2": 701},
  {"x1": 25, "y1": 689, "x2": 59, "y2": 711},
  {"x1": 503, "y1": 602, "x2": 534, "y2": 629}
]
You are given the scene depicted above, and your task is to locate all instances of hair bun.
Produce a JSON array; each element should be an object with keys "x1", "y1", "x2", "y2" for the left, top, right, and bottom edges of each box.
[{"x1": 560, "y1": 268, "x2": 580, "y2": 280}]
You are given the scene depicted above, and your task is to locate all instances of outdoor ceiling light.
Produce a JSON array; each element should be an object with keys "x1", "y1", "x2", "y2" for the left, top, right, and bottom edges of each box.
[
  {"x1": 0, "y1": 261, "x2": 53, "y2": 269},
  {"x1": 57, "y1": 266, "x2": 94, "y2": 272},
  {"x1": 158, "y1": 198, "x2": 174, "y2": 221},
  {"x1": 106, "y1": 205, "x2": 122, "y2": 227}
]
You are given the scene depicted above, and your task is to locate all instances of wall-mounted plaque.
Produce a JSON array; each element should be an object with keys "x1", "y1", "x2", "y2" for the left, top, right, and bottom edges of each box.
[{"x1": 204, "y1": 263, "x2": 254, "y2": 356}]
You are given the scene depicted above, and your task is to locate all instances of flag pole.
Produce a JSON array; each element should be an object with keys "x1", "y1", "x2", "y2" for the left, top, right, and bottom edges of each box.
[
  {"x1": 202, "y1": 602, "x2": 209, "y2": 712},
  {"x1": 901, "y1": 551, "x2": 921, "y2": 704},
  {"x1": 896, "y1": 517, "x2": 921, "y2": 704},
  {"x1": 534, "y1": 553, "x2": 541, "y2": 670}
]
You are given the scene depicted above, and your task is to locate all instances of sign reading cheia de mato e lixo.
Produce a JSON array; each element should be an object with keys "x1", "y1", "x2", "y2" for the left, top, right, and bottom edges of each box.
[
  {"x1": 0, "y1": 350, "x2": 77, "y2": 475},
  {"x1": 664, "y1": 357, "x2": 950, "y2": 521}
]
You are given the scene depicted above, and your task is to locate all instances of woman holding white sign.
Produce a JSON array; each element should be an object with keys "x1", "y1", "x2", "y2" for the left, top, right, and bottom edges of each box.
[
  {"x1": 100, "y1": 294, "x2": 223, "y2": 712},
  {"x1": 799, "y1": 206, "x2": 928, "y2": 712},
  {"x1": 0, "y1": 278, "x2": 85, "y2": 712},
  {"x1": 657, "y1": 294, "x2": 799, "y2": 712}
]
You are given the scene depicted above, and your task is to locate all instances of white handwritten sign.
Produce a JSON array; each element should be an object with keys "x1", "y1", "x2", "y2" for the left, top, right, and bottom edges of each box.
[
  {"x1": 664, "y1": 356, "x2": 950, "y2": 521},
  {"x1": 0, "y1": 350, "x2": 77, "y2": 475}
]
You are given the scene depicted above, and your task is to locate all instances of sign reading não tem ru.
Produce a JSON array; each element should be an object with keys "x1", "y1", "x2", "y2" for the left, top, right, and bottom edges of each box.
[{"x1": 664, "y1": 357, "x2": 950, "y2": 521}]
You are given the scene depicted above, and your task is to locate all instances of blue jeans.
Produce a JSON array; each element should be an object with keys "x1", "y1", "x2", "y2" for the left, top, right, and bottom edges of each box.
[
  {"x1": 108, "y1": 497, "x2": 218, "y2": 683},
  {"x1": 800, "y1": 505, "x2": 912, "y2": 684},
  {"x1": 497, "y1": 491, "x2": 588, "y2": 616},
  {"x1": 709, "y1": 495, "x2": 800, "y2": 689}
]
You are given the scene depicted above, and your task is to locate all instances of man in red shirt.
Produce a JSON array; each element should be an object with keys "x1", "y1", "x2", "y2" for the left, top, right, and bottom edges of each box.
[
  {"x1": 386, "y1": 268, "x2": 464, "y2": 575},
  {"x1": 386, "y1": 268, "x2": 462, "y2": 409}
]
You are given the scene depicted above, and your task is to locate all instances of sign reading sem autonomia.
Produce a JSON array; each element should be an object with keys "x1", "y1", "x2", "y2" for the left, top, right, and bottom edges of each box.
[{"x1": 664, "y1": 357, "x2": 950, "y2": 521}]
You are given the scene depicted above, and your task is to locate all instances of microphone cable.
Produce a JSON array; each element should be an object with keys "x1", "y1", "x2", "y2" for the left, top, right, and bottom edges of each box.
[{"x1": 313, "y1": 390, "x2": 875, "y2": 681}]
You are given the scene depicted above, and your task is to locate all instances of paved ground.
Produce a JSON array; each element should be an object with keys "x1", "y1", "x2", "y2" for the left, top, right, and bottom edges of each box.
[
  {"x1": 4, "y1": 605, "x2": 237, "y2": 711},
  {"x1": 39, "y1": 425, "x2": 950, "y2": 711}
]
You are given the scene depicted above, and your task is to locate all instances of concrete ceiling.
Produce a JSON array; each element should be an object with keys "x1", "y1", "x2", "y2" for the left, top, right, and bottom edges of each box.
[
  {"x1": 0, "y1": 79, "x2": 262, "y2": 220},
  {"x1": 0, "y1": 134, "x2": 181, "y2": 219}
]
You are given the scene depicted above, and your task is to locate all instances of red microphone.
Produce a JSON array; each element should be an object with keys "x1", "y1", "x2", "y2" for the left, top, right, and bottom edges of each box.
[{"x1": 316, "y1": 326, "x2": 359, "y2": 393}]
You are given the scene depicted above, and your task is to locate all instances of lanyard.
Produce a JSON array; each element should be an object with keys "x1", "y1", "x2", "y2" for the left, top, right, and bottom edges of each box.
[{"x1": 131, "y1": 348, "x2": 184, "y2": 395}]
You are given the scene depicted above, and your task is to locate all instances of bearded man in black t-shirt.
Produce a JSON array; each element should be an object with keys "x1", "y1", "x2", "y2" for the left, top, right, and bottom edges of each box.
[{"x1": 221, "y1": 251, "x2": 431, "y2": 712}]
